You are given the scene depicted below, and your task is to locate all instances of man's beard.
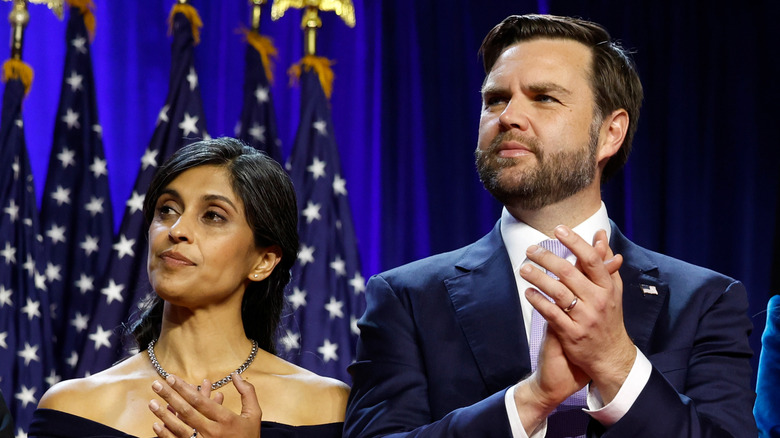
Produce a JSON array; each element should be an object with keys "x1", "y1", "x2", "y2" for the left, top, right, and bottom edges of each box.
[{"x1": 475, "y1": 125, "x2": 599, "y2": 211}]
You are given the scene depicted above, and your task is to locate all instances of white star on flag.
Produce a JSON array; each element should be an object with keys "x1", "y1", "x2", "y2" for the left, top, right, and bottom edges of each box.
[
  {"x1": 333, "y1": 174, "x2": 347, "y2": 196},
  {"x1": 0, "y1": 286, "x2": 11, "y2": 307},
  {"x1": 62, "y1": 108, "x2": 81, "y2": 129},
  {"x1": 17, "y1": 342, "x2": 40, "y2": 366},
  {"x1": 113, "y1": 235, "x2": 136, "y2": 259},
  {"x1": 45, "y1": 262, "x2": 62, "y2": 283},
  {"x1": 74, "y1": 273, "x2": 94, "y2": 294},
  {"x1": 4, "y1": 200, "x2": 19, "y2": 222},
  {"x1": 0, "y1": 331, "x2": 7, "y2": 349},
  {"x1": 330, "y1": 256, "x2": 347, "y2": 276},
  {"x1": 71, "y1": 35, "x2": 87, "y2": 53},
  {"x1": 351, "y1": 315, "x2": 360, "y2": 335},
  {"x1": 324, "y1": 296, "x2": 345, "y2": 319},
  {"x1": 66, "y1": 351, "x2": 78, "y2": 368},
  {"x1": 15, "y1": 385, "x2": 38, "y2": 409},
  {"x1": 287, "y1": 287, "x2": 307, "y2": 310},
  {"x1": 57, "y1": 148, "x2": 76, "y2": 168},
  {"x1": 307, "y1": 157, "x2": 327, "y2": 180},
  {"x1": 280, "y1": 330, "x2": 301, "y2": 352},
  {"x1": 34, "y1": 270, "x2": 47, "y2": 291},
  {"x1": 21, "y1": 298, "x2": 41, "y2": 320},
  {"x1": 50, "y1": 186, "x2": 72, "y2": 206},
  {"x1": 186, "y1": 67, "x2": 198, "y2": 91},
  {"x1": 45, "y1": 369, "x2": 62, "y2": 387},
  {"x1": 313, "y1": 120, "x2": 328, "y2": 135},
  {"x1": 46, "y1": 224, "x2": 67, "y2": 245},
  {"x1": 80, "y1": 235, "x2": 100, "y2": 256},
  {"x1": 349, "y1": 272, "x2": 366, "y2": 294},
  {"x1": 317, "y1": 339, "x2": 339, "y2": 362},
  {"x1": 255, "y1": 86, "x2": 270, "y2": 103},
  {"x1": 126, "y1": 191, "x2": 146, "y2": 214},
  {"x1": 249, "y1": 123, "x2": 266, "y2": 142},
  {"x1": 101, "y1": 279, "x2": 125, "y2": 305},
  {"x1": 179, "y1": 113, "x2": 200, "y2": 137},
  {"x1": 1, "y1": 243, "x2": 15, "y2": 265},
  {"x1": 141, "y1": 149, "x2": 159, "y2": 170},
  {"x1": 89, "y1": 157, "x2": 108, "y2": 178},
  {"x1": 302, "y1": 201, "x2": 322, "y2": 224},
  {"x1": 65, "y1": 71, "x2": 83, "y2": 91},
  {"x1": 71, "y1": 312, "x2": 90, "y2": 332},
  {"x1": 297, "y1": 244, "x2": 315, "y2": 266},
  {"x1": 85, "y1": 196, "x2": 105, "y2": 216},
  {"x1": 89, "y1": 325, "x2": 113, "y2": 350},
  {"x1": 157, "y1": 104, "x2": 170, "y2": 124}
]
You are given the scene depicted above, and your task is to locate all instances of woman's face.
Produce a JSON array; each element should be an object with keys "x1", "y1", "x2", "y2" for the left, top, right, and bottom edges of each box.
[{"x1": 147, "y1": 165, "x2": 264, "y2": 307}]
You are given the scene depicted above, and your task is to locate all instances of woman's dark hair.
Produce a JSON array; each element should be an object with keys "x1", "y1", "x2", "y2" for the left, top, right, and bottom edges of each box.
[
  {"x1": 480, "y1": 14, "x2": 644, "y2": 182},
  {"x1": 131, "y1": 137, "x2": 298, "y2": 354}
]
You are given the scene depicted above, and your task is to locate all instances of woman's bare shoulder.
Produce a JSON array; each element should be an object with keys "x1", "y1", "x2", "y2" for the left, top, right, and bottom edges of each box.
[
  {"x1": 251, "y1": 354, "x2": 350, "y2": 424},
  {"x1": 38, "y1": 354, "x2": 150, "y2": 417}
]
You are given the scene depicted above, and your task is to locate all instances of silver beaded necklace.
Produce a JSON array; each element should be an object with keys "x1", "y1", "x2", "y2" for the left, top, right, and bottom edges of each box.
[{"x1": 147, "y1": 338, "x2": 259, "y2": 390}]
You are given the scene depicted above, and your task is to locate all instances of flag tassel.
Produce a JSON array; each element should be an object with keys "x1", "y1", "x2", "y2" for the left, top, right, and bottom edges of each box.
[
  {"x1": 242, "y1": 30, "x2": 277, "y2": 84},
  {"x1": 168, "y1": 4, "x2": 203, "y2": 45},
  {"x1": 289, "y1": 55, "x2": 334, "y2": 99},
  {"x1": 2, "y1": 59, "x2": 33, "y2": 95}
]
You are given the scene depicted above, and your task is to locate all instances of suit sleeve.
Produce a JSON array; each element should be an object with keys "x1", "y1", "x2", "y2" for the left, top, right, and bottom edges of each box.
[
  {"x1": 594, "y1": 280, "x2": 757, "y2": 438},
  {"x1": 0, "y1": 390, "x2": 13, "y2": 438},
  {"x1": 344, "y1": 275, "x2": 513, "y2": 438}
]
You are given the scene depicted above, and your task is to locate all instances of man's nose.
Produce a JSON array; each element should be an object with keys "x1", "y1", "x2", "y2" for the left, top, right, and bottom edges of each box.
[{"x1": 498, "y1": 99, "x2": 530, "y2": 131}]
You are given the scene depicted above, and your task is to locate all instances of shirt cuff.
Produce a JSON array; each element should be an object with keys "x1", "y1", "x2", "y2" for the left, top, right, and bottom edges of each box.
[
  {"x1": 505, "y1": 385, "x2": 547, "y2": 438},
  {"x1": 584, "y1": 346, "x2": 652, "y2": 426}
]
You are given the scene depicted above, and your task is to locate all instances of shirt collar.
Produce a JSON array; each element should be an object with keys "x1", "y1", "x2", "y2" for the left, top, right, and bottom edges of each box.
[{"x1": 500, "y1": 202, "x2": 611, "y2": 272}]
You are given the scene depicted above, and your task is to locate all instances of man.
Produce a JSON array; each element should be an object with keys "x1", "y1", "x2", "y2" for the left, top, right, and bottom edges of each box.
[{"x1": 344, "y1": 14, "x2": 756, "y2": 438}]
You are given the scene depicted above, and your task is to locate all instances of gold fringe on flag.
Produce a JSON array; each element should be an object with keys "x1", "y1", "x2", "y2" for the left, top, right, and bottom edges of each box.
[
  {"x1": 65, "y1": 0, "x2": 96, "y2": 41},
  {"x1": 168, "y1": 4, "x2": 203, "y2": 45},
  {"x1": 288, "y1": 55, "x2": 334, "y2": 99},
  {"x1": 242, "y1": 29, "x2": 277, "y2": 84},
  {"x1": 2, "y1": 59, "x2": 34, "y2": 95}
]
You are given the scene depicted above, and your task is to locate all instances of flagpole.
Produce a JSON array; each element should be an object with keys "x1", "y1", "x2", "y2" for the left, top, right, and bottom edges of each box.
[
  {"x1": 8, "y1": 1, "x2": 28, "y2": 60},
  {"x1": 250, "y1": 0, "x2": 267, "y2": 32}
]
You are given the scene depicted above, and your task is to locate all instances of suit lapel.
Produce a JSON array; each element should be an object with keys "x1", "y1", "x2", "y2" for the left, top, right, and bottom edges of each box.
[
  {"x1": 444, "y1": 224, "x2": 531, "y2": 393},
  {"x1": 610, "y1": 223, "x2": 668, "y2": 351}
]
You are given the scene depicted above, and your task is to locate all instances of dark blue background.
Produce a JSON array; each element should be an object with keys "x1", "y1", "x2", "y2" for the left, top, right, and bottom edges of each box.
[{"x1": 2, "y1": 0, "x2": 776, "y2": 382}]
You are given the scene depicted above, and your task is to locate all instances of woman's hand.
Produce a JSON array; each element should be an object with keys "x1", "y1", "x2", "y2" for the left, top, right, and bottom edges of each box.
[{"x1": 149, "y1": 372, "x2": 262, "y2": 438}]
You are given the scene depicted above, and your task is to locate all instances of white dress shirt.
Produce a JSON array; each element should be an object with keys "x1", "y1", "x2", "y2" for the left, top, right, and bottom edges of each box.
[{"x1": 499, "y1": 203, "x2": 652, "y2": 438}]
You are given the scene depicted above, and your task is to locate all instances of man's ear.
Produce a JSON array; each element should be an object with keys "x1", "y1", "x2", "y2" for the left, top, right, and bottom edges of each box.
[
  {"x1": 597, "y1": 109, "x2": 629, "y2": 163},
  {"x1": 248, "y1": 245, "x2": 282, "y2": 282}
]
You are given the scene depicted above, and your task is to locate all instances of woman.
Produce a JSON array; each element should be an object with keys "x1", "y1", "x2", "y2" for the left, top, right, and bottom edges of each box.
[{"x1": 30, "y1": 138, "x2": 349, "y2": 437}]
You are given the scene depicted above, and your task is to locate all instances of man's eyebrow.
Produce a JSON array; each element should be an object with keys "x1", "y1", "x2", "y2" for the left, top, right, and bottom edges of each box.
[
  {"x1": 526, "y1": 82, "x2": 573, "y2": 95},
  {"x1": 480, "y1": 83, "x2": 507, "y2": 96}
]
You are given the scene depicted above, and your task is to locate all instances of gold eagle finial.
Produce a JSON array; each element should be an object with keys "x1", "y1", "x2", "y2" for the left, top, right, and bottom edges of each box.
[{"x1": 271, "y1": 0, "x2": 355, "y2": 28}]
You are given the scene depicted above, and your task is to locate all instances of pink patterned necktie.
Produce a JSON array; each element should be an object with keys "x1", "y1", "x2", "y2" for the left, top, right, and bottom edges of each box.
[{"x1": 527, "y1": 239, "x2": 588, "y2": 438}]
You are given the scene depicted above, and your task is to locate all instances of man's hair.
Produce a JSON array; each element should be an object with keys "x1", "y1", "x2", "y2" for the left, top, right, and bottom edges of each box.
[{"x1": 479, "y1": 14, "x2": 643, "y2": 181}]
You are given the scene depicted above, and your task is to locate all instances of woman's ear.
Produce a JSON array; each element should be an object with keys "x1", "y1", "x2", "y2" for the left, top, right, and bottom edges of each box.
[{"x1": 249, "y1": 245, "x2": 282, "y2": 282}]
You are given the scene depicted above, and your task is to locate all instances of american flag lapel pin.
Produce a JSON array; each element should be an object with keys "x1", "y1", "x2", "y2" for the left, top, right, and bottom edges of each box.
[{"x1": 640, "y1": 284, "x2": 659, "y2": 295}]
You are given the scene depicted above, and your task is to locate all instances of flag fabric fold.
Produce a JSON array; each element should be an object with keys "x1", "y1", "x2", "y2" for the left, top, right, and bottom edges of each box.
[
  {"x1": 0, "y1": 70, "x2": 54, "y2": 435},
  {"x1": 280, "y1": 66, "x2": 365, "y2": 383},
  {"x1": 40, "y1": 5, "x2": 114, "y2": 382},
  {"x1": 77, "y1": 6, "x2": 208, "y2": 376},
  {"x1": 237, "y1": 30, "x2": 282, "y2": 163}
]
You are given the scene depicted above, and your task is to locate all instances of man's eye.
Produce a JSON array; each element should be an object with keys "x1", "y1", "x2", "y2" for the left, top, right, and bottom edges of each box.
[{"x1": 535, "y1": 94, "x2": 559, "y2": 103}]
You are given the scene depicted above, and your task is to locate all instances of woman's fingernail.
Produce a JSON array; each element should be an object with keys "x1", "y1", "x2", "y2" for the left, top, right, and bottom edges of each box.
[
  {"x1": 149, "y1": 399, "x2": 160, "y2": 411},
  {"x1": 152, "y1": 381, "x2": 162, "y2": 392},
  {"x1": 166, "y1": 375, "x2": 175, "y2": 386}
]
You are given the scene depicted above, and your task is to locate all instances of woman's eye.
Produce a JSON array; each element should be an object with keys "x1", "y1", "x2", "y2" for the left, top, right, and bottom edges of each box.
[
  {"x1": 204, "y1": 211, "x2": 226, "y2": 222},
  {"x1": 157, "y1": 205, "x2": 177, "y2": 217}
]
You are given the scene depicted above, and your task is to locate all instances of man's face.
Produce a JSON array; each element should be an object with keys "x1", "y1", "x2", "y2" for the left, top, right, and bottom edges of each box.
[{"x1": 475, "y1": 38, "x2": 602, "y2": 210}]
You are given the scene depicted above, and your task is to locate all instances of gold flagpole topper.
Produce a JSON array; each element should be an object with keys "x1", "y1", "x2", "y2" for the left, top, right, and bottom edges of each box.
[{"x1": 271, "y1": 0, "x2": 355, "y2": 56}]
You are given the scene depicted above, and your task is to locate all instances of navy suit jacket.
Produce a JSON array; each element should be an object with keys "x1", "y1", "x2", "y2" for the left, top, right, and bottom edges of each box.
[{"x1": 345, "y1": 221, "x2": 756, "y2": 437}]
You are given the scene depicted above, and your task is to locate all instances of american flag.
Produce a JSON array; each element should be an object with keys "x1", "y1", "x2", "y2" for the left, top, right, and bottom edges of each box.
[
  {"x1": 279, "y1": 66, "x2": 366, "y2": 383},
  {"x1": 77, "y1": 5, "x2": 208, "y2": 375},
  {"x1": 0, "y1": 71, "x2": 55, "y2": 434},
  {"x1": 39, "y1": 6, "x2": 114, "y2": 382},
  {"x1": 237, "y1": 30, "x2": 282, "y2": 163}
]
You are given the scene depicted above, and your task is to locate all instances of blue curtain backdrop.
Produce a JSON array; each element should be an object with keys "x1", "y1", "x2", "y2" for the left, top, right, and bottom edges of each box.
[{"x1": 2, "y1": 0, "x2": 777, "y2": 382}]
